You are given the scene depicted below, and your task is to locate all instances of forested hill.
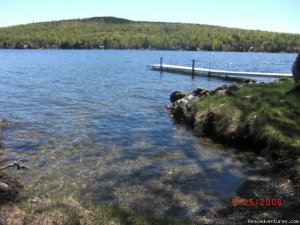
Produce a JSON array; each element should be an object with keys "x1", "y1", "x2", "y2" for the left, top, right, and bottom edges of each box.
[{"x1": 0, "y1": 16, "x2": 300, "y2": 52}]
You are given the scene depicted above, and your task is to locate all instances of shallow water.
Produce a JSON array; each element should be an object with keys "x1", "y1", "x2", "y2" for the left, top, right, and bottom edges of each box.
[{"x1": 0, "y1": 50, "x2": 296, "y2": 218}]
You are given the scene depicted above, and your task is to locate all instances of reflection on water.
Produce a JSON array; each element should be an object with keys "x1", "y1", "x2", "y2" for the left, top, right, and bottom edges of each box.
[{"x1": 0, "y1": 50, "x2": 295, "y2": 218}]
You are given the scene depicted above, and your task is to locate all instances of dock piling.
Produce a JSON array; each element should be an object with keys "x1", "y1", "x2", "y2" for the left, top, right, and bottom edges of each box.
[
  {"x1": 160, "y1": 57, "x2": 163, "y2": 71},
  {"x1": 192, "y1": 60, "x2": 195, "y2": 75},
  {"x1": 208, "y1": 63, "x2": 211, "y2": 77}
]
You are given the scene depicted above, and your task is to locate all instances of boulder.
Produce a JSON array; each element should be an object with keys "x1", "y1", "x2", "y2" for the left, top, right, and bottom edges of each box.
[
  {"x1": 0, "y1": 182, "x2": 11, "y2": 192},
  {"x1": 292, "y1": 53, "x2": 300, "y2": 85},
  {"x1": 215, "y1": 90, "x2": 227, "y2": 96},
  {"x1": 241, "y1": 95, "x2": 253, "y2": 100},
  {"x1": 279, "y1": 77, "x2": 291, "y2": 81},
  {"x1": 170, "y1": 91, "x2": 186, "y2": 103},
  {"x1": 238, "y1": 79, "x2": 255, "y2": 84},
  {"x1": 165, "y1": 104, "x2": 173, "y2": 111},
  {"x1": 186, "y1": 94, "x2": 194, "y2": 100},
  {"x1": 220, "y1": 84, "x2": 229, "y2": 90},
  {"x1": 187, "y1": 96, "x2": 200, "y2": 108},
  {"x1": 227, "y1": 83, "x2": 243, "y2": 91},
  {"x1": 211, "y1": 86, "x2": 225, "y2": 95},
  {"x1": 172, "y1": 103, "x2": 186, "y2": 121},
  {"x1": 0, "y1": 171, "x2": 23, "y2": 203},
  {"x1": 171, "y1": 96, "x2": 195, "y2": 124},
  {"x1": 226, "y1": 90, "x2": 235, "y2": 96},
  {"x1": 193, "y1": 88, "x2": 210, "y2": 97}
]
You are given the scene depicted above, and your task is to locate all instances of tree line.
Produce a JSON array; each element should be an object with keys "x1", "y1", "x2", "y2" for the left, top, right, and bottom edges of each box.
[{"x1": 0, "y1": 17, "x2": 299, "y2": 52}]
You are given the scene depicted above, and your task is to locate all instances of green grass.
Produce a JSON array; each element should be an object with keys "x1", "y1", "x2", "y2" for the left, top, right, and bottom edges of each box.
[
  {"x1": 194, "y1": 80, "x2": 300, "y2": 177},
  {"x1": 196, "y1": 80, "x2": 300, "y2": 146}
]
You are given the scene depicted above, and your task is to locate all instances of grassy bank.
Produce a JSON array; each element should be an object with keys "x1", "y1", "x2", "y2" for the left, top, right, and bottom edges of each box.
[{"x1": 193, "y1": 79, "x2": 300, "y2": 180}]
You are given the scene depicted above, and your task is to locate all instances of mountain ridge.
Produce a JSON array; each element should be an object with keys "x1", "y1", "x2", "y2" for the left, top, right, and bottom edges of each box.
[{"x1": 0, "y1": 16, "x2": 299, "y2": 52}]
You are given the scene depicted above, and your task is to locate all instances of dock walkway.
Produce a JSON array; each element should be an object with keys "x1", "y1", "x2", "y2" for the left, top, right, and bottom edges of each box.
[{"x1": 148, "y1": 64, "x2": 292, "y2": 79}]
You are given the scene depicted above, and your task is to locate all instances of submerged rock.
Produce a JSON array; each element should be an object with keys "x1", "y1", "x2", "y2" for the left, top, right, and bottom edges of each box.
[
  {"x1": 0, "y1": 118, "x2": 8, "y2": 124},
  {"x1": 0, "y1": 118, "x2": 10, "y2": 128}
]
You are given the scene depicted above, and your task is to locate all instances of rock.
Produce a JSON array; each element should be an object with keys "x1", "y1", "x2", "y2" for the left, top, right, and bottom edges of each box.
[
  {"x1": 220, "y1": 84, "x2": 228, "y2": 90},
  {"x1": 237, "y1": 79, "x2": 255, "y2": 84},
  {"x1": 0, "y1": 182, "x2": 11, "y2": 192},
  {"x1": 255, "y1": 81, "x2": 265, "y2": 84},
  {"x1": 215, "y1": 90, "x2": 227, "y2": 96},
  {"x1": 0, "y1": 171, "x2": 23, "y2": 203},
  {"x1": 172, "y1": 104, "x2": 185, "y2": 121},
  {"x1": 171, "y1": 97, "x2": 195, "y2": 124},
  {"x1": 187, "y1": 96, "x2": 200, "y2": 108},
  {"x1": 193, "y1": 88, "x2": 204, "y2": 96},
  {"x1": 211, "y1": 86, "x2": 225, "y2": 95},
  {"x1": 178, "y1": 98, "x2": 188, "y2": 105},
  {"x1": 225, "y1": 89, "x2": 234, "y2": 96},
  {"x1": 170, "y1": 91, "x2": 186, "y2": 103},
  {"x1": 227, "y1": 83, "x2": 242, "y2": 91},
  {"x1": 187, "y1": 94, "x2": 194, "y2": 100},
  {"x1": 172, "y1": 99, "x2": 188, "y2": 121},
  {"x1": 279, "y1": 77, "x2": 292, "y2": 82},
  {"x1": 165, "y1": 104, "x2": 173, "y2": 111},
  {"x1": 242, "y1": 95, "x2": 253, "y2": 100},
  {"x1": 292, "y1": 53, "x2": 300, "y2": 85},
  {"x1": 193, "y1": 88, "x2": 210, "y2": 97},
  {"x1": 0, "y1": 118, "x2": 8, "y2": 123},
  {"x1": 0, "y1": 118, "x2": 10, "y2": 127}
]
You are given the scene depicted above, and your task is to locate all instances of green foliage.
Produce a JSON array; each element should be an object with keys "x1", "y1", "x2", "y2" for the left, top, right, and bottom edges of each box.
[{"x1": 0, "y1": 17, "x2": 300, "y2": 52}]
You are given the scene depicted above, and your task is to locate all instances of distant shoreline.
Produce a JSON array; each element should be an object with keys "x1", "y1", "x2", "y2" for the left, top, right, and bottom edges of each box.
[
  {"x1": 1, "y1": 17, "x2": 299, "y2": 53},
  {"x1": 0, "y1": 48, "x2": 297, "y2": 54}
]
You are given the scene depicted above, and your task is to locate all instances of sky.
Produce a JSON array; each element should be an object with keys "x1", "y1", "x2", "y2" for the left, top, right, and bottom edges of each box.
[{"x1": 0, "y1": 0, "x2": 299, "y2": 33}]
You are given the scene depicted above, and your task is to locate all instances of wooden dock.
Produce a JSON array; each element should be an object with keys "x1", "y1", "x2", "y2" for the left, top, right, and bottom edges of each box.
[{"x1": 147, "y1": 63, "x2": 292, "y2": 79}]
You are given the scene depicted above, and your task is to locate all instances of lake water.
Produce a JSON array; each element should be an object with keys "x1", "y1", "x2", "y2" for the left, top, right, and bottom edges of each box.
[{"x1": 0, "y1": 50, "x2": 296, "y2": 218}]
